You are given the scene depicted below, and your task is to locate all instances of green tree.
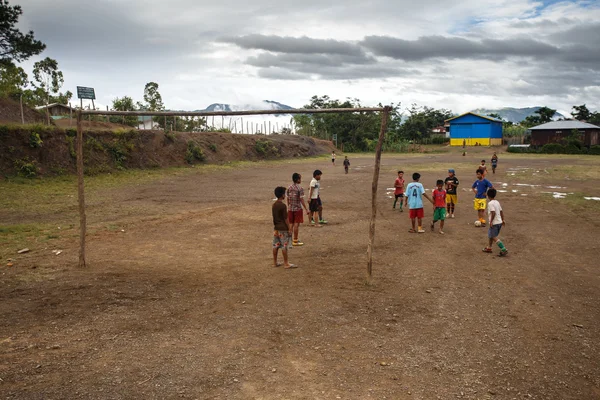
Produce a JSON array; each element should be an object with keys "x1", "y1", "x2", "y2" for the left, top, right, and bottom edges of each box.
[
  {"x1": 0, "y1": 0, "x2": 46, "y2": 64},
  {"x1": 487, "y1": 113, "x2": 503, "y2": 120},
  {"x1": 0, "y1": 61, "x2": 27, "y2": 98},
  {"x1": 399, "y1": 104, "x2": 453, "y2": 141},
  {"x1": 589, "y1": 112, "x2": 600, "y2": 126},
  {"x1": 110, "y1": 96, "x2": 139, "y2": 127},
  {"x1": 522, "y1": 106, "x2": 556, "y2": 127},
  {"x1": 32, "y1": 57, "x2": 64, "y2": 124},
  {"x1": 143, "y1": 82, "x2": 164, "y2": 111},
  {"x1": 572, "y1": 104, "x2": 591, "y2": 121}
]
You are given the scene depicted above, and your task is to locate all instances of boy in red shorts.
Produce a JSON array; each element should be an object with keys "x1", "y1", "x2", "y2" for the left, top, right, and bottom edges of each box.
[
  {"x1": 393, "y1": 170, "x2": 405, "y2": 211},
  {"x1": 286, "y1": 172, "x2": 309, "y2": 246},
  {"x1": 404, "y1": 172, "x2": 433, "y2": 233}
]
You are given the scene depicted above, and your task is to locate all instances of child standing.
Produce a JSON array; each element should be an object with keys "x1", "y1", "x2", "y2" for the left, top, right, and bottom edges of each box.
[
  {"x1": 343, "y1": 156, "x2": 350, "y2": 174},
  {"x1": 430, "y1": 179, "x2": 447, "y2": 234},
  {"x1": 331, "y1": 151, "x2": 336, "y2": 166},
  {"x1": 444, "y1": 169, "x2": 459, "y2": 218},
  {"x1": 393, "y1": 170, "x2": 405, "y2": 211},
  {"x1": 405, "y1": 172, "x2": 433, "y2": 233},
  {"x1": 309, "y1": 170, "x2": 326, "y2": 227},
  {"x1": 272, "y1": 186, "x2": 296, "y2": 268},
  {"x1": 287, "y1": 173, "x2": 308, "y2": 247},
  {"x1": 472, "y1": 169, "x2": 494, "y2": 226},
  {"x1": 482, "y1": 188, "x2": 508, "y2": 256},
  {"x1": 491, "y1": 152, "x2": 498, "y2": 174}
]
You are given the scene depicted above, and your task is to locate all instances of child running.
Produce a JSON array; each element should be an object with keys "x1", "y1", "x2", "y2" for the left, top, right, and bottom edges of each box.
[
  {"x1": 343, "y1": 156, "x2": 350, "y2": 174},
  {"x1": 472, "y1": 169, "x2": 494, "y2": 226},
  {"x1": 491, "y1": 152, "x2": 498, "y2": 174},
  {"x1": 393, "y1": 170, "x2": 405, "y2": 211},
  {"x1": 444, "y1": 169, "x2": 459, "y2": 218},
  {"x1": 331, "y1": 151, "x2": 336, "y2": 166},
  {"x1": 286, "y1": 173, "x2": 309, "y2": 247},
  {"x1": 430, "y1": 179, "x2": 447, "y2": 234},
  {"x1": 405, "y1": 172, "x2": 433, "y2": 233},
  {"x1": 482, "y1": 188, "x2": 508, "y2": 256},
  {"x1": 479, "y1": 160, "x2": 488, "y2": 177},
  {"x1": 272, "y1": 186, "x2": 296, "y2": 268}
]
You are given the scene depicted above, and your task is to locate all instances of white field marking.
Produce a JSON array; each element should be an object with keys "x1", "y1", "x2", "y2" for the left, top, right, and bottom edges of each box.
[
  {"x1": 498, "y1": 190, "x2": 508, "y2": 193},
  {"x1": 545, "y1": 186, "x2": 567, "y2": 189},
  {"x1": 584, "y1": 197, "x2": 600, "y2": 201},
  {"x1": 514, "y1": 183, "x2": 541, "y2": 187},
  {"x1": 541, "y1": 191, "x2": 571, "y2": 199},
  {"x1": 502, "y1": 183, "x2": 508, "y2": 187},
  {"x1": 386, "y1": 188, "x2": 395, "y2": 190},
  {"x1": 387, "y1": 196, "x2": 394, "y2": 199},
  {"x1": 512, "y1": 190, "x2": 519, "y2": 193},
  {"x1": 521, "y1": 194, "x2": 528, "y2": 196},
  {"x1": 386, "y1": 192, "x2": 394, "y2": 195}
]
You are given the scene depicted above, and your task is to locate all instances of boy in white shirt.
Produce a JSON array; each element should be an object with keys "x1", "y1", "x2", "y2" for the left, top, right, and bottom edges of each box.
[
  {"x1": 482, "y1": 188, "x2": 508, "y2": 256},
  {"x1": 308, "y1": 169, "x2": 327, "y2": 227}
]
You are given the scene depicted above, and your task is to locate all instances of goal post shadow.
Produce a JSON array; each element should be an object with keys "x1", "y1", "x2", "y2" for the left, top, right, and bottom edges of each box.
[{"x1": 76, "y1": 106, "x2": 392, "y2": 281}]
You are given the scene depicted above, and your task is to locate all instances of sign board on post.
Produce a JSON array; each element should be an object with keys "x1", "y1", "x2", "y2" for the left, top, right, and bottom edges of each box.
[
  {"x1": 77, "y1": 86, "x2": 95, "y2": 100},
  {"x1": 332, "y1": 134, "x2": 338, "y2": 148}
]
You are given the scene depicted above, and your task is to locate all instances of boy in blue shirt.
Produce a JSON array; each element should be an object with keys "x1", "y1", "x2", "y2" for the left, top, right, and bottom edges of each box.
[
  {"x1": 472, "y1": 169, "x2": 494, "y2": 226},
  {"x1": 404, "y1": 172, "x2": 434, "y2": 233}
]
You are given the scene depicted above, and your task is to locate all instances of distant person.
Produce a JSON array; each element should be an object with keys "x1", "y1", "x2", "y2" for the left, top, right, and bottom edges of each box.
[
  {"x1": 479, "y1": 160, "x2": 487, "y2": 177},
  {"x1": 286, "y1": 173, "x2": 309, "y2": 247},
  {"x1": 272, "y1": 186, "x2": 295, "y2": 268},
  {"x1": 331, "y1": 151, "x2": 336, "y2": 166},
  {"x1": 482, "y1": 188, "x2": 508, "y2": 256},
  {"x1": 343, "y1": 156, "x2": 350, "y2": 174},
  {"x1": 472, "y1": 169, "x2": 494, "y2": 226},
  {"x1": 430, "y1": 179, "x2": 447, "y2": 234},
  {"x1": 444, "y1": 169, "x2": 459, "y2": 218},
  {"x1": 309, "y1": 169, "x2": 327, "y2": 227},
  {"x1": 405, "y1": 172, "x2": 433, "y2": 233},
  {"x1": 462, "y1": 139, "x2": 466, "y2": 148},
  {"x1": 491, "y1": 152, "x2": 498, "y2": 174},
  {"x1": 393, "y1": 170, "x2": 405, "y2": 211}
]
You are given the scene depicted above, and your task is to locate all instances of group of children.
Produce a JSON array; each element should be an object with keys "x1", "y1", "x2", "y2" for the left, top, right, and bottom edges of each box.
[
  {"x1": 273, "y1": 151, "x2": 507, "y2": 268},
  {"x1": 393, "y1": 152, "x2": 508, "y2": 256},
  {"x1": 272, "y1": 169, "x2": 329, "y2": 268}
]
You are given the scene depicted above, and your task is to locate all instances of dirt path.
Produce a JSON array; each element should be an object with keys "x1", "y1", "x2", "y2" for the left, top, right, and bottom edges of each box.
[{"x1": 1, "y1": 149, "x2": 600, "y2": 399}]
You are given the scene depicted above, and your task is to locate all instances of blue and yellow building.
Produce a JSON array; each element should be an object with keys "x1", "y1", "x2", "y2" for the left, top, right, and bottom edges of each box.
[{"x1": 446, "y1": 113, "x2": 503, "y2": 146}]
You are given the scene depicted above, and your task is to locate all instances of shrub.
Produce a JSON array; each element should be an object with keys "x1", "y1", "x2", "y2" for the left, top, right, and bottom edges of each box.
[
  {"x1": 589, "y1": 145, "x2": 600, "y2": 155},
  {"x1": 507, "y1": 146, "x2": 536, "y2": 154},
  {"x1": 65, "y1": 128, "x2": 77, "y2": 137},
  {"x1": 564, "y1": 144, "x2": 582, "y2": 154},
  {"x1": 185, "y1": 141, "x2": 205, "y2": 163},
  {"x1": 14, "y1": 158, "x2": 39, "y2": 178},
  {"x1": 540, "y1": 143, "x2": 565, "y2": 154},
  {"x1": 164, "y1": 131, "x2": 176, "y2": 143},
  {"x1": 85, "y1": 137, "x2": 105, "y2": 152},
  {"x1": 254, "y1": 139, "x2": 278, "y2": 157},
  {"x1": 209, "y1": 143, "x2": 217, "y2": 152},
  {"x1": 29, "y1": 132, "x2": 43, "y2": 148},
  {"x1": 65, "y1": 136, "x2": 76, "y2": 159}
]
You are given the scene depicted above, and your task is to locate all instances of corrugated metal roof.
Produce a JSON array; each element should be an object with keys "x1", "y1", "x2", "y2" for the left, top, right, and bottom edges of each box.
[
  {"x1": 529, "y1": 120, "x2": 600, "y2": 130},
  {"x1": 445, "y1": 112, "x2": 503, "y2": 123}
]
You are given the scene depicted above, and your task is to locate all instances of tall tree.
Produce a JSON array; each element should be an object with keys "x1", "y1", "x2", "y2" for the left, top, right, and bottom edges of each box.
[
  {"x1": 399, "y1": 104, "x2": 453, "y2": 141},
  {"x1": 0, "y1": 0, "x2": 46, "y2": 64},
  {"x1": 572, "y1": 104, "x2": 591, "y2": 121},
  {"x1": 143, "y1": 82, "x2": 164, "y2": 111},
  {"x1": 522, "y1": 106, "x2": 556, "y2": 127},
  {"x1": 0, "y1": 61, "x2": 27, "y2": 98},
  {"x1": 32, "y1": 57, "x2": 64, "y2": 124}
]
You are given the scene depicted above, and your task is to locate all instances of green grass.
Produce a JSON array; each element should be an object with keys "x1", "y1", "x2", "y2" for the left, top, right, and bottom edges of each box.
[{"x1": 0, "y1": 223, "x2": 66, "y2": 259}]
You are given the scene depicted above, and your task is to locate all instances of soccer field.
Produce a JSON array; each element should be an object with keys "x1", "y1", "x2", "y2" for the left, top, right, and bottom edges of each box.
[{"x1": 1, "y1": 147, "x2": 599, "y2": 399}]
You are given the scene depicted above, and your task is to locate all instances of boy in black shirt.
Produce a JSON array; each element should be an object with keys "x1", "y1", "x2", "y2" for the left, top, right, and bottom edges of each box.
[{"x1": 444, "y1": 169, "x2": 459, "y2": 218}]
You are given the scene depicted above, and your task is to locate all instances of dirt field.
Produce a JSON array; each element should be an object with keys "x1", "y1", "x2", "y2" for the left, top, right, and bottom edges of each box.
[{"x1": 1, "y1": 146, "x2": 599, "y2": 399}]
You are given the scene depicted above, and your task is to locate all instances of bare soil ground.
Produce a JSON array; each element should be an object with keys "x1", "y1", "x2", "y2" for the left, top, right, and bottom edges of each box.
[{"x1": 1, "y1": 147, "x2": 599, "y2": 399}]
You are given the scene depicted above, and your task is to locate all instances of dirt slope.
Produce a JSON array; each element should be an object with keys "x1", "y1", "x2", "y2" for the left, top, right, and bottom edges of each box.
[
  {"x1": 0, "y1": 126, "x2": 335, "y2": 176},
  {"x1": 0, "y1": 98, "x2": 47, "y2": 125}
]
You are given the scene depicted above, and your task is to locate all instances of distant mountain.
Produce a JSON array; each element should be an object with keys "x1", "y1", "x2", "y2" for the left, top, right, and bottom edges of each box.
[
  {"x1": 198, "y1": 100, "x2": 294, "y2": 113},
  {"x1": 471, "y1": 107, "x2": 566, "y2": 123}
]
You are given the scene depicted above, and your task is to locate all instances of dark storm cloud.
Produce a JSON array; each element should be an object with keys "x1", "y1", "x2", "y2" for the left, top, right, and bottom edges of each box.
[
  {"x1": 549, "y1": 22, "x2": 600, "y2": 45},
  {"x1": 219, "y1": 34, "x2": 366, "y2": 56},
  {"x1": 246, "y1": 53, "x2": 376, "y2": 68},
  {"x1": 360, "y1": 35, "x2": 559, "y2": 60}
]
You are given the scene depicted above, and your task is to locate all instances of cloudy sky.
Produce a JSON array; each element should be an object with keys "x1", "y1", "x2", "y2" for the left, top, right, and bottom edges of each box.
[{"x1": 16, "y1": 0, "x2": 600, "y2": 115}]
